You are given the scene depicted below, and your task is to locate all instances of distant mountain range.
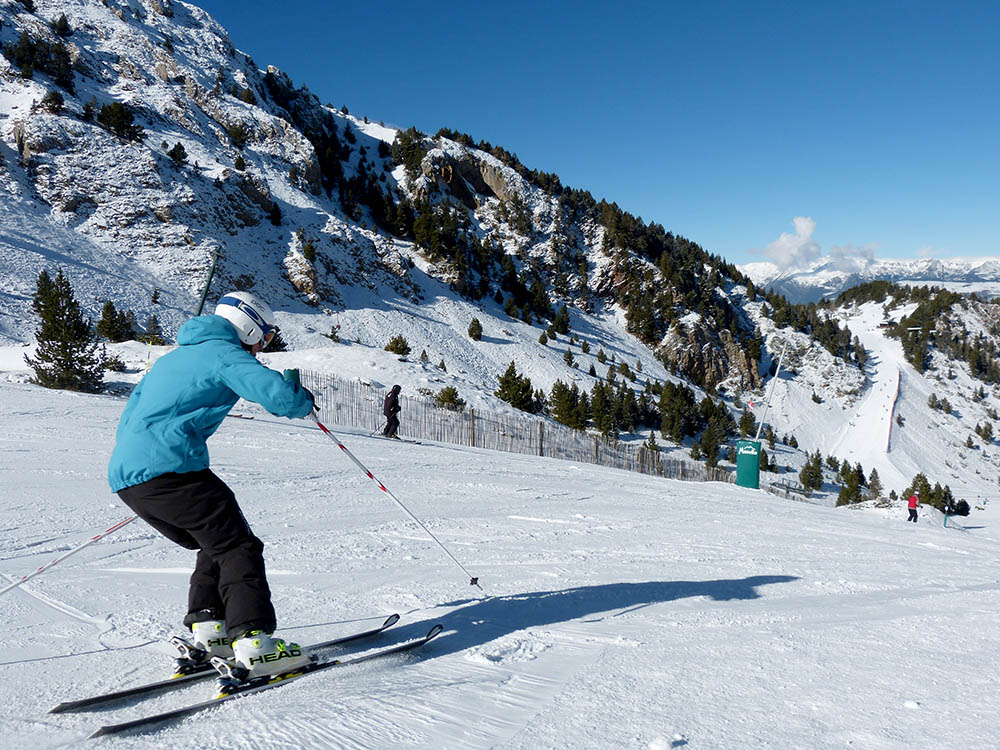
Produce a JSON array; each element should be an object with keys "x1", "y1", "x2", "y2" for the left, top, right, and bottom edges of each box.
[{"x1": 739, "y1": 257, "x2": 1000, "y2": 304}]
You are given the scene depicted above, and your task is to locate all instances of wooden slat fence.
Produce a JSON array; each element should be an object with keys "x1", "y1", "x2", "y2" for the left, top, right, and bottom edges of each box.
[{"x1": 302, "y1": 370, "x2": 734, "y2": 486}]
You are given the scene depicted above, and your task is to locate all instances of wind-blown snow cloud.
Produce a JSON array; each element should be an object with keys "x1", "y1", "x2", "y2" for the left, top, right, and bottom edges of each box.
[
  {"x1": 761, "y1": 218, "x2": 878, "y2": 272},
  {"x1": 763, "y1": 217, "x2": 822, "y2": 270},
  {"x1": 828, "y1": 243, "x2": 877, "y2": 272}
]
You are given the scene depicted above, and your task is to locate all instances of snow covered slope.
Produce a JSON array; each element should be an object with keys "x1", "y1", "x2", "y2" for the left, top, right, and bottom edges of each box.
[{"x1": 1, "y1": 381, "x2": 998, "y2": 749}]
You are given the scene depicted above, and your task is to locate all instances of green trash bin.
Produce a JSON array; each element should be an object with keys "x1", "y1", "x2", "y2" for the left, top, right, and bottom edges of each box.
[{"x1": 736, "y1": 439, "x2": 761, "y2": 489}]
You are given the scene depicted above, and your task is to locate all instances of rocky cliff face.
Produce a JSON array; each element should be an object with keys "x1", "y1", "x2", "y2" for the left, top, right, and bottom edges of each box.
[
  {"x1": 661, "y1": 321, "x2": 762, "y2": 391},
  {"x1": 0, "y1": 0, "x2": 864, "y2": 402},
  {"x1": 0, "y1": 0, "x2": 423, "y2": 338}
]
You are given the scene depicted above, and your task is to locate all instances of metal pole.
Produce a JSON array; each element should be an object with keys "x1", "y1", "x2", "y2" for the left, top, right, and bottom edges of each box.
[
  {"x1": 0, "y1": 516, "x2": 138, "y2": 597},
  {"x1": 309, "y1": 413, "x2": 483, "y2": 592},
  {"x1": 194, "y1": 246, "x2": 220, "y2": 316},
  {"x1": 754, "y1": 341, "x2": 788, "y2": 441}
]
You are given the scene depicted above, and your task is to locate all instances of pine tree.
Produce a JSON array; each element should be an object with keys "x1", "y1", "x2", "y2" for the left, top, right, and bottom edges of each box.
[
  {"x1": 51, "y1": 13, "x2": 72, "y2": 37},
  {"x1": 467, "y1": 317, "x2": 483, "y2": 341},
  {"x1": 97, "y1": 102, "x2": 144, "y2": 141},
  {"x1": 548, "y1": 380, "x2": 582, "y2": 428},
  {"x1": 434, "y1": 386, "x2": 465, "y2": 411},
  {"x1": 141, "y1": 315, "x2": 166, "y2": 345},
  {"x1": 96, "y1": 300, "x2": 135, "y2": 342},
  {"x1": 799, "y1": 450, "x2": 823, "y2": 492},
  {"x1": 495, "y1": 361, "x2": 535, "y2": 413},
  {"x1": 24, "y1": 268, "x2": 104, "y2": 392},
  {"x1": 167, "y1": 142, "x2": 187, "y2": 165},
  {"x1": 836, "y1": 469, "x2": 863, "y2": 506},
  {"x1": 268, "y1": 201, "x2": 282, "y2": 226},
  {"x1": 384, "y1": 335, "x2": 411, "y2": 356},
  {"x1": 639, "y1": 431, "x2": 659, "y2": 469},
  {"x1": 868, "y1": 468, "x2": 884, "y2": 502}
]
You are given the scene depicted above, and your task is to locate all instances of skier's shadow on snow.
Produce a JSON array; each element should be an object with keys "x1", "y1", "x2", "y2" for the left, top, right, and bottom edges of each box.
[{"x1": 404, "y1": 575, "x2": 798, "y2": 658}]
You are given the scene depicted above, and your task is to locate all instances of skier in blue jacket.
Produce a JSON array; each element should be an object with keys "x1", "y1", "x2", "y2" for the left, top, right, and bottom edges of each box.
[{"x1": 108, "y1": 291, "x2": 314, "y2": 678}]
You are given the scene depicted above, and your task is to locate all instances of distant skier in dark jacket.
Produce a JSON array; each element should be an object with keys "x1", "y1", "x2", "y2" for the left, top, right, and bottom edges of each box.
[
  {"x1": 107, "y1": 291, "x2": 315, "y2": 678},
  {"x1": 383, "y1": 384, "x2": 402, "y2": 438}
]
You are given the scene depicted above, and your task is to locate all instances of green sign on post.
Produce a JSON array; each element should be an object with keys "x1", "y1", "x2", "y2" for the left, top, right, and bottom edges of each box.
[{"x1": 736, "y1": 439, "x2": 761, "y2": 489}]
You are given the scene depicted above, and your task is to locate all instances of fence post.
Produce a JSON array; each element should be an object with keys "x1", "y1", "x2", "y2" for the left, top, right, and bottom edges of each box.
[
  {"x1": 539, "y1": 422, "x2": 544, "y2": 457},
  {"x1": 594, "y1": 436, "x2": 599, "y2": 462},
  {"x1": 469, "y1": 408, "x2": 475, "y2": 447}
]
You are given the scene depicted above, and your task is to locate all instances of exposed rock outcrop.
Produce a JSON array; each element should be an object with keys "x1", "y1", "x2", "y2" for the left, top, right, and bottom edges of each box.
[{"x1": 661, "y1": 321, "x2": 762, "y2": 390}]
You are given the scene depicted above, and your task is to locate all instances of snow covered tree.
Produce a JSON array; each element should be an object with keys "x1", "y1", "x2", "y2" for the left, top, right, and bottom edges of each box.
[{"x1": 24, "y1": 268, "x2": 104, "y2": 392}]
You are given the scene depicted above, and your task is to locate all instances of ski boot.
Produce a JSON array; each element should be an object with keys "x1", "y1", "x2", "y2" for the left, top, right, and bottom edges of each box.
[
  {"x1": 212, "y1": 630, "x2": 312, "y2": 696},
  {"x1": 170, "y1": 619, "x2": 233, "y2": 677},
  {"x1": 234, "y1": 631, "x2": 311, "y2": 677}
]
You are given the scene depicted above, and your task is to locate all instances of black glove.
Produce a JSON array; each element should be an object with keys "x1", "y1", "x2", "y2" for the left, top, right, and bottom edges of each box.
[{"x1": 303, "y1": 386, "x2": 318, "y2": 411}]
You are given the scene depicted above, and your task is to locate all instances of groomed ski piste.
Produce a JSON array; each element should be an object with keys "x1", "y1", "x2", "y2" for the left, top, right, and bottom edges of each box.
[{"x1": 2, "y1": 299, "x2": 1000, "y2": 749}]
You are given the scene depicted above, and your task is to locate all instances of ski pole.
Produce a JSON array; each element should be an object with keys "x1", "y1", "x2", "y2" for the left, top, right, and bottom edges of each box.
[
  {"x1": 0, "y1": 515, "x2": 138, "y2": 597},
  {"x1": 309, "y1": 413, "x2": 484, "y2": 593}
]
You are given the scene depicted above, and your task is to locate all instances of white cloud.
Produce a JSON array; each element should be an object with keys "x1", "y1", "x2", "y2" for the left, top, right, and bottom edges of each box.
[
  {"x1": 828, "y1": 243, "x2": 877, "y2": 272},
  {"x1": 762, "y1": 216, "x2": 822, "y2": 270}
]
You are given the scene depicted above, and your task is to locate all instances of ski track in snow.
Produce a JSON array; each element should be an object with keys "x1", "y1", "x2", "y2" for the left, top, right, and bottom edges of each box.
[{"x1": 0, "y1": 380, "x2": 998, "y2": 749}]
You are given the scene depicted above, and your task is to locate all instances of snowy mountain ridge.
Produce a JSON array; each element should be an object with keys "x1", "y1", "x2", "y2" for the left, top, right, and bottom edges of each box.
[
  {"x1": 740, "y1": 256, "x2": 1000, "y2": 304},
  {"x1": 4, "y1": 0, "x2": 1000, "y2": 514},
  {"x1": 2, "y1": 5, "x2": 1000, "y2": 745}
]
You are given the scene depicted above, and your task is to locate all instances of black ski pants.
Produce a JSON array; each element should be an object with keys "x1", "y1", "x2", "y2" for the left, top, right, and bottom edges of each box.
[
  {"x1": 908, "y1": 508, "x2": 918, "y2": 522},
  {"x1": 383, "y1": 413, "x2": 400, "y2": 438},
  {"x1": 117, "y1": 469, "x2": 275, "y2": 638}
]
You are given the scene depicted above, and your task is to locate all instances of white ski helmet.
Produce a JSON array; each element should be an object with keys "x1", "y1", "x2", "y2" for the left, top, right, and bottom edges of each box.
[{"x1": 214, "y1": 291, "x2": 277, "y2": 347}]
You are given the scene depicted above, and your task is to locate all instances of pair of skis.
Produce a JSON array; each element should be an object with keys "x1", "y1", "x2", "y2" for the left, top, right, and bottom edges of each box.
[{"x1": 49, "y1": 614, "x2": 443, "y2": 739}]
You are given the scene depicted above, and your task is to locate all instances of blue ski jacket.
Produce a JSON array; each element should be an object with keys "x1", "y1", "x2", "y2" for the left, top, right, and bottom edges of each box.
[{"x1": 108, "y1": 315, "x2": 314, "y2": 492}]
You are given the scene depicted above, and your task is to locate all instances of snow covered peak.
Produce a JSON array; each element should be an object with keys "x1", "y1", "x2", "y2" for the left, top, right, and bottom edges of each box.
[{"x1": 741, "y1": 256, "x2": 1000, "y2": 304}]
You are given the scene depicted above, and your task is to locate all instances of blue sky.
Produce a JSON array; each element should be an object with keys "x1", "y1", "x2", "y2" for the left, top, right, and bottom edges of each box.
[{"x1": 197, "y1": 0, "x2": 998, "y2": 268}]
